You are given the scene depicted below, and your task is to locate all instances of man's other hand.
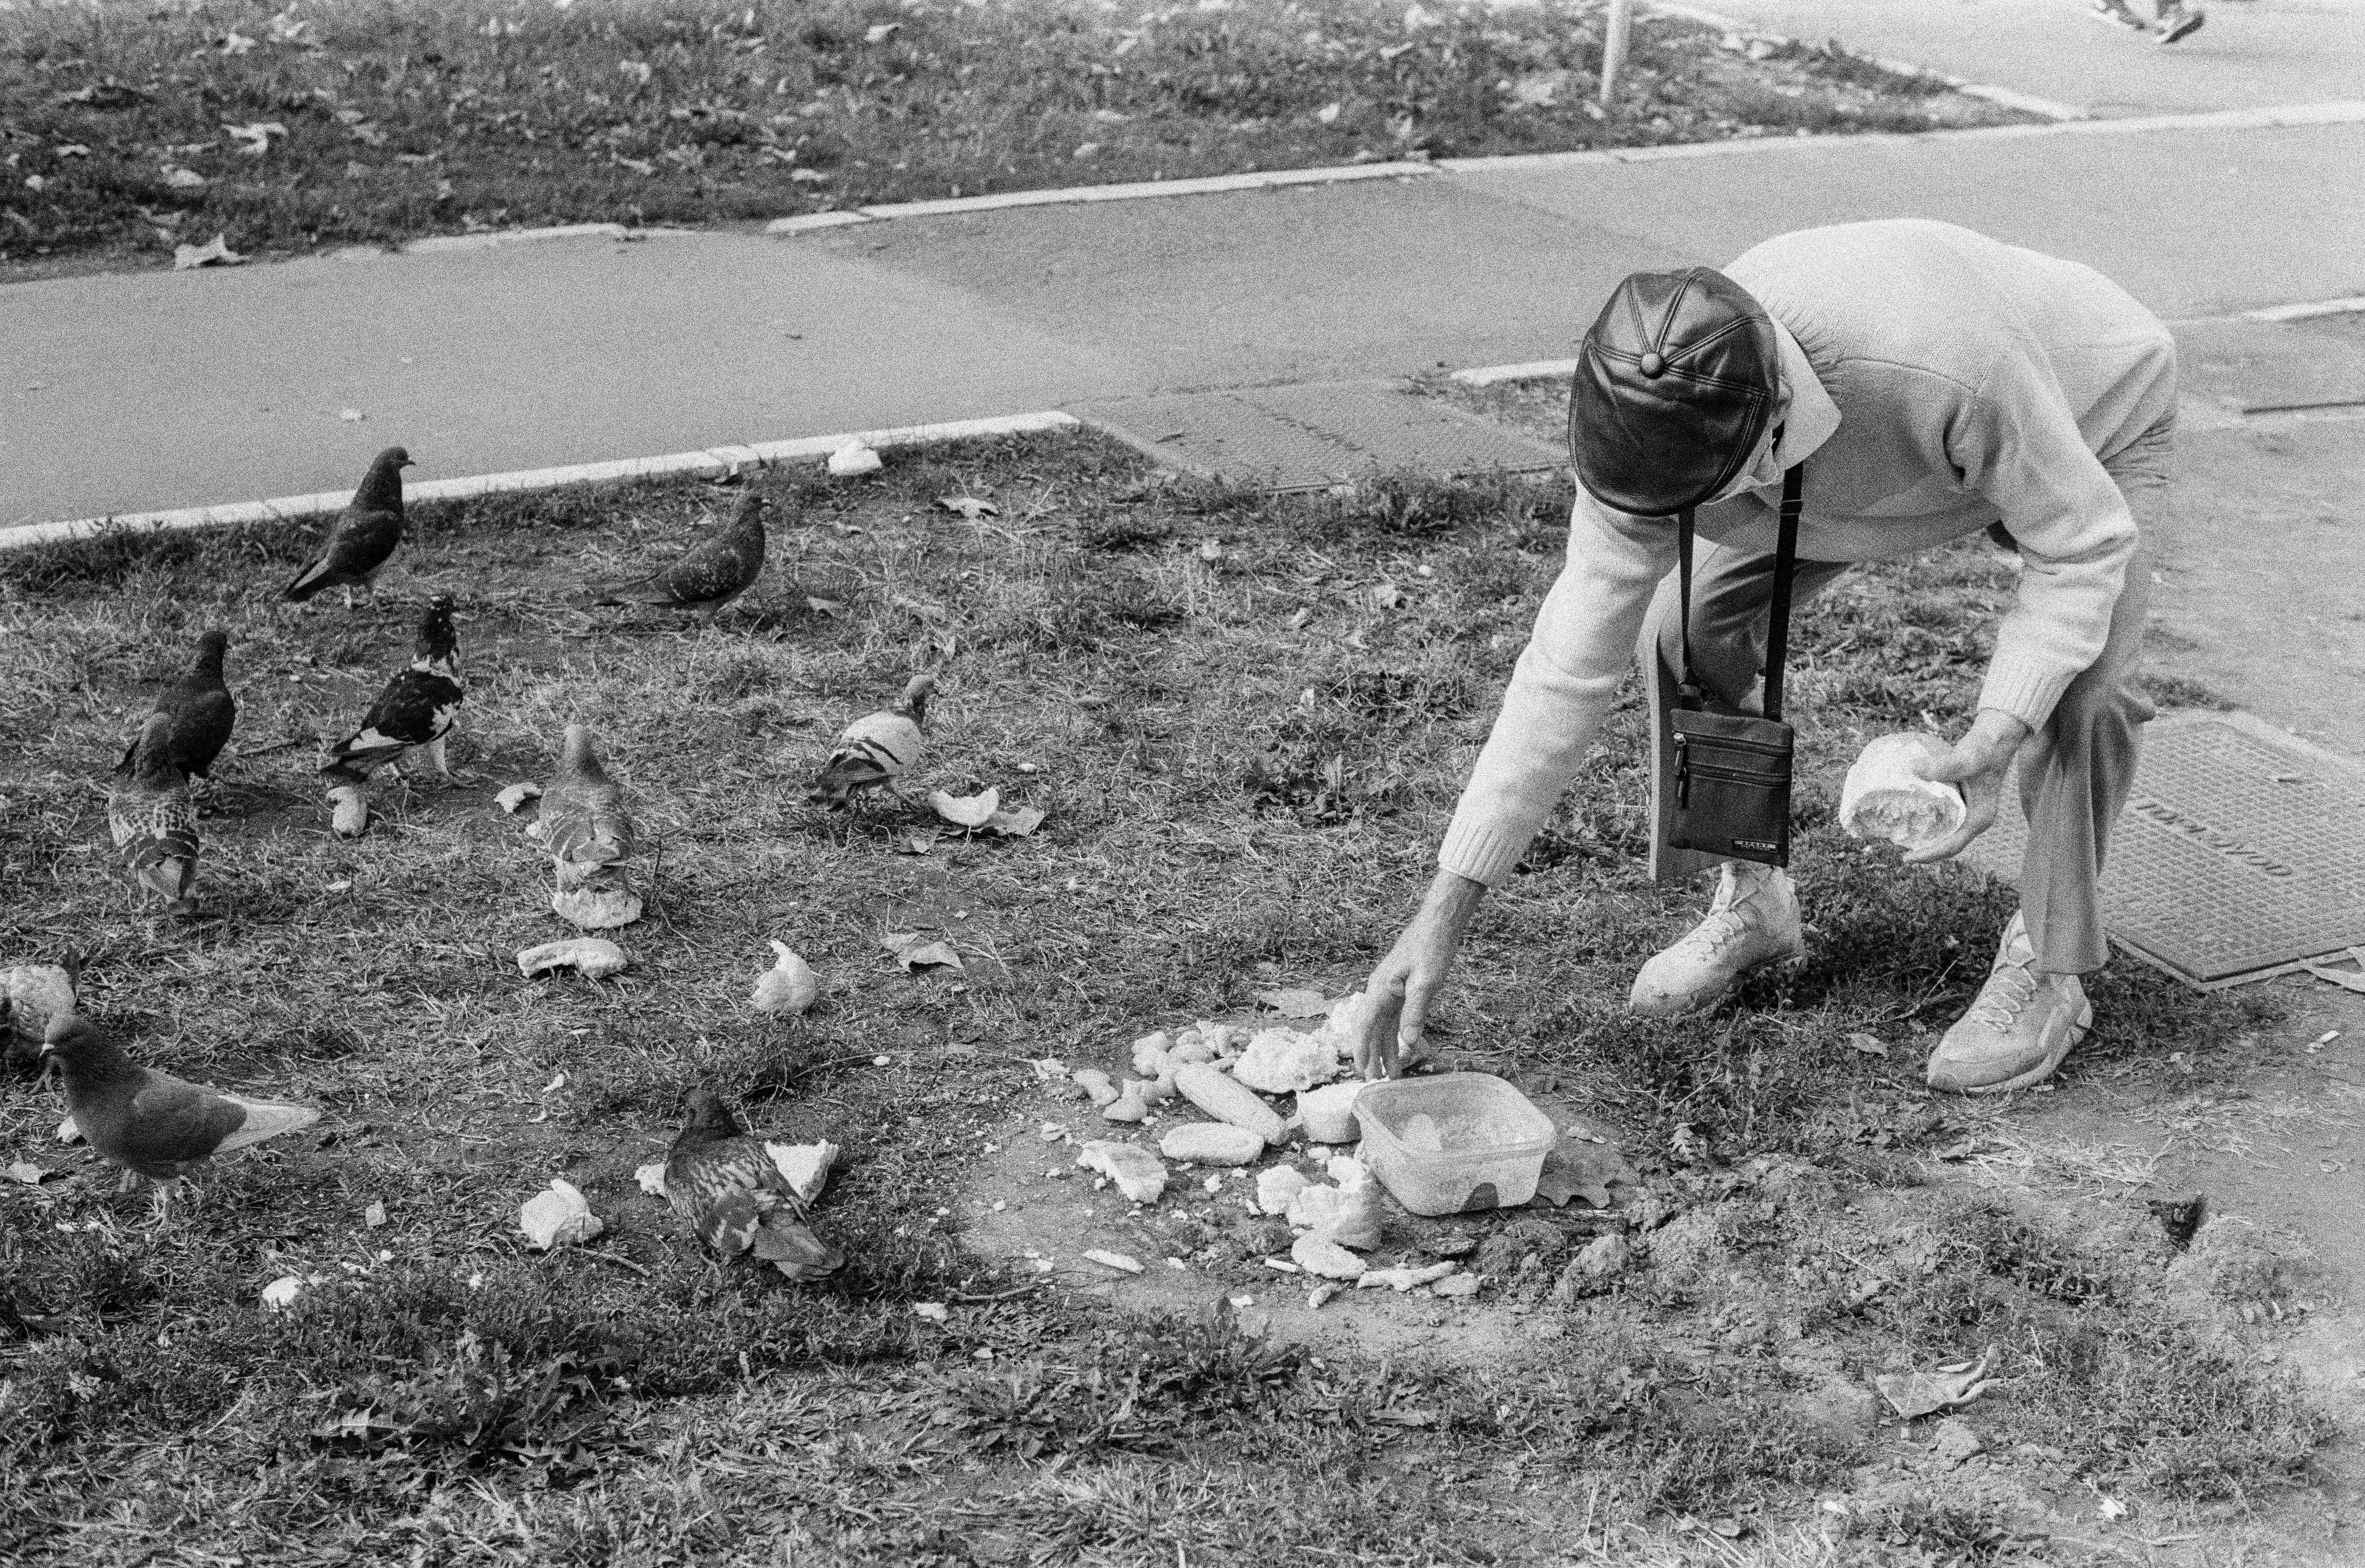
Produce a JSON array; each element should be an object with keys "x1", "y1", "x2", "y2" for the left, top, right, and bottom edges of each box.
[
  {"x1": 1354, "y1": 872, "x2": 1487, "y2": 1079},
  {"x1": 1906, "y1": 708, "x2": 2034, "y2": 864}
]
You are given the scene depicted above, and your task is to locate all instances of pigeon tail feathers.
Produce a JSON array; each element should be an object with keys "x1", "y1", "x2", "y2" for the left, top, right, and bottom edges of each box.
[{"x1": 212, "y1": 1096, "x2": 321, "y2": 1153}]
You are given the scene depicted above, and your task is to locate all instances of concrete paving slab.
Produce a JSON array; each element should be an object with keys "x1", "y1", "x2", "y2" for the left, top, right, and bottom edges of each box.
[
  {"x1": 2175, "y1": 317, "x2": 2365, "y2": 412},
  {"x1": 1454, "y1": 122, "x2": 2365, "y2": 320},
  {"x1": 816, "y1": 176, "x2": 1694, "y2": 393},
  {"x1": 1664, "y1": 0, "x2": 2365, "y2": 118},
  {"x1": 0, "y1": 230, "x2": 1135, "y2": 527}
]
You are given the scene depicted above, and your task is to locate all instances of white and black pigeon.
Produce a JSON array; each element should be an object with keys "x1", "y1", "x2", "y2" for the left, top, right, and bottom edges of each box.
[
  {"x1": 534, "y1": 724, "x2": 635, "y2": 891},
  {"x1": 808, "y1": 673, "x2": 934, "y2": 810},
  {"x1": 115, "y1": 629, "x2": 236, "y2": 785},
  {"x1": 590, "y1": 490, "x2": 770, "y2": 623},
  {"x1": 284, "y1": 446, "x2": 415, "y2": 607},
  {"x1": 42, "y1": 1012, "x2": 319, "y2": 1222},
  {"x1": 109, "y1": 711, "x2": 201, "y2": 915},
  {"x1": 320, "y1": 594, "x2": 465, "y2": 823},
  {"x1": 662, "y1": 1087, "x2": 843, "y2": 1283}
]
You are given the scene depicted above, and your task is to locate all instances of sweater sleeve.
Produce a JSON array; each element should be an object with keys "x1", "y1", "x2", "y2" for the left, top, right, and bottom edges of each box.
[
  {"x1": 1436, "y1": 495, "x2": 1674, "y2": 886},
  {"x1": 1949, "y1": 344, "x2": 2137, "y2": 729}
]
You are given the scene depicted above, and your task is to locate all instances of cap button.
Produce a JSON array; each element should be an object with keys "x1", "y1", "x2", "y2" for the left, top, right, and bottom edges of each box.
[{"x1": 1638, "y1": 351, "x2": 1665, "y2": 378}]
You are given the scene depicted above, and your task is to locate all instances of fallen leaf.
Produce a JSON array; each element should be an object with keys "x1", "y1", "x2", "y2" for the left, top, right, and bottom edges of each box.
[
  {"x1": 2303, "y1": 964, "x2": 2365, "y2": 994},
  {"x1": 935, "y1": 495, "x2": 1001, "y2": 520},
  {"x1": 982, "y1": 805, "x2": 1044, "y2": 838},
  {"x1": 881, "y1": 932, "x2": 964, "y2": 973},
  {"x1": 1873, "y1": 1344, "x2": 2001, "y2": 1419},
  {"x1": 161, "y1": 163, "x2": 209, "y2": 190},
  {"x1": 172, "y1": 233, "x2": 243, "y2": 270},
  {"x1": 223, "y1": 120, "x2": 285, "y2": 156},
  {"x1": 1372, "y1": 1407, "x2": 1437, "y2": 1427},
  {"x1": 928, "y1": 787, "x2": 1000, "y2": 828},
  {"x1": 261, "y1": 1275, "x2": 307, "y2": 1309},
  {"x1": 1315, "y1": 101, "x2": 1342, "y2": 124},
  {"x1": 1848, "y1": 1032, "x2": 1889, "y2": 1057},
  {"x1": 2098, "y1": 1494, "x2": 2129, "y2": 1520},
  {"x1": 1255, "y1": 986, "x2": 1331, "y2": 1019},
  {"x1": 1532, "y1": 1137, "x2": 1636, "y2": 1208},
  {"x1": 5, "y1": 1162, "x2": 47, "y2": 1185},
  {"x1": 1197, "y1": 538, "x2": 1225, "y2": 562},
  {"x1": 364, "y1": 1200, "x2": 386, "y2": 1228}
]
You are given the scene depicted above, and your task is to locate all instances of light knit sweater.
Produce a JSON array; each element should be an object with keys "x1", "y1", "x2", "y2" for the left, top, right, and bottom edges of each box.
[{"x1": 1437, "y1": 220, "x2": 2178, "y2": 888}]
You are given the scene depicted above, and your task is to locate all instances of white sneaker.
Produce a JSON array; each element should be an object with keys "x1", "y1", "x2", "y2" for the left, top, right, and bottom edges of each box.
[
  {"x1": 1629, "y1": 862, "x2": 1806, "y2": 1018},
  {"x1": 1926, "y1": 912, "x2": 2092, "y2": 1095}
]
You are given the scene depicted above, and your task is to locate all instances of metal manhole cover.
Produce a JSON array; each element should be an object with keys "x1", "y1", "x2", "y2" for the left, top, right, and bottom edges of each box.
[
  {"x1": 1070, "y1": 380, "x2": 1564, "y2": 491},
  {"x1": 1968, "y1": 711, "x2": 2365, "y2": 988}
]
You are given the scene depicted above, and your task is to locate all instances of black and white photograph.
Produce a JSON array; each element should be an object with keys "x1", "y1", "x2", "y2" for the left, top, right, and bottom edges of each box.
[{"x1": 3, "y1": 0, "x2": 2363, "y2": 1561}]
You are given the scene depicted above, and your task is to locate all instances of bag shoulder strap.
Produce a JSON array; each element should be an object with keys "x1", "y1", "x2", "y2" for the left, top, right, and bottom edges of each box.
[{"x1": 1762, "y1": 463, "x2": 1804, "y2": 722}]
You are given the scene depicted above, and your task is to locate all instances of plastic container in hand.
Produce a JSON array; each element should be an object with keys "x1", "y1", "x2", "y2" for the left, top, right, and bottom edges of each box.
[
  {"x1": 1352, "y1": 1073, "x2": 1558, "y2": 1215},
  {"x1": 1839, "y1": 731, "x2": 1966, "y2": 851}
]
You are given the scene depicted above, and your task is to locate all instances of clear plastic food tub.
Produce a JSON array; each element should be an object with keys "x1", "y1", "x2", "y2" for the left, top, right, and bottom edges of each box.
[{"x1": 1352, "y1": 1073, "x2": 1558, "y2": 1215}]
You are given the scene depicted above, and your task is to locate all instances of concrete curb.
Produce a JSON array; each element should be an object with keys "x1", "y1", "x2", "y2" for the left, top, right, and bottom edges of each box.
[
  {"x1": 1450, "y1": 359, "x2": 1581, "y2": 387},
  {"x1": 0, "y1": 412, "x2": 1078, "y2": 554},
  {"x1": 2248, "y1": 296, "x2": 2365, "y2": 323},
  {"x1": 1640, "y1": 0, "x2": 2091, "y2": 122}
]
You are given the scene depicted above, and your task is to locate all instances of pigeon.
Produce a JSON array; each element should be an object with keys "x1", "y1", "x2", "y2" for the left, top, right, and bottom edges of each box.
[
  {"x1": 108, "y1": 711, "x2": 200, "y2": 914},
  {"x1": 533, "y1": 724, "x2": 636, "y2": 891},
  {"x1": 115, "y1": 629, "x2": 236, "y2": 783},
  {"x1": 808, "y1": 674, "x2": 934, "y2": 809},
  {"x1": 662, "y1": 1087, "x2": 844, "y2": 1283},
  {"x1": 284, "y1": 446, "x2": 416, "y2": 607},
  {"x1": 40, "y1": 1012, "x2": 319, "y2": 1220},
  {"x1": 3, "y1": 957, "x2": 80, "y2": 1078},
  {"x1": 321, "y1": 593, "x2": 465, "y2": 790},
  {"x1": 590, "y1": 490, "x2": 770, "y2": 622}
]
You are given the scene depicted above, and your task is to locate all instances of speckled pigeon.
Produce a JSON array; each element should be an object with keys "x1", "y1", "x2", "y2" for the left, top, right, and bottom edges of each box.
[
  {"x1": 320, "y1": 593, "x2": 464, "y2": 787},
  {"x1": 535, "y1": 724, "x2": 635, "y2": 891},
  {"x1": 591, "y1": 491, "x2": 769, "y2": 622},
  {"x1": 41, "y1": 1012, "x2": 319, "y2": 1220},
  {"x1": 115, "y1": 629, "x2": 236, "y2": 782},
  {"x1": 284, "y1": 446, "x2": 415, "y2": 607},
  {"x1": 808, "y1": 674, "x2": 934, "y2": 809},
  {"x1": 108, "y1": 711, "x2": 200, "y2": 914},
  {"x1": 662, "y1": 1087, "x2": 843, "y2": 1283}
]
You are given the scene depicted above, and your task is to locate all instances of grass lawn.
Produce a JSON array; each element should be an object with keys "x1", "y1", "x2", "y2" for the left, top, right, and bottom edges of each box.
[
  {"x1": 0, "y1": 0, "x2": 2022, "y2": 276},
  {"x1": 0, "y1": 428, "x2": 2327, "y2": 1565}
]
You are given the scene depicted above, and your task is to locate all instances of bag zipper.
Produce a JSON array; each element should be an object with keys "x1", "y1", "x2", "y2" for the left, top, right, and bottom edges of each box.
[{"x1": 1674, "y1": 732, "x2": 1787, "y2": 805}]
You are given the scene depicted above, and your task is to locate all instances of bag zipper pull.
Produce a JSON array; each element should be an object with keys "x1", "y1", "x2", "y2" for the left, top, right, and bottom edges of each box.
[{"x1": 1673, "y1": 732, "x2": 1690, "y2": 806}]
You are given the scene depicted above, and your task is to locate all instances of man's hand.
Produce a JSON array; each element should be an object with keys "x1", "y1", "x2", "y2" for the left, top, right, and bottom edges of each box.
[
  {"x1": 1353, "y1": 871, "x2": 1488, "y2": 1080},
  {"x1": 1905, "y1": 708, "x2": 2034, "y2": 864}
]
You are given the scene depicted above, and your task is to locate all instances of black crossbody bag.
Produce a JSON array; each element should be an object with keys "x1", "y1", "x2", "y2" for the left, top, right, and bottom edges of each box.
[{"x1": 1666, "y1": 464, "x2": 1803, "y2": 867}]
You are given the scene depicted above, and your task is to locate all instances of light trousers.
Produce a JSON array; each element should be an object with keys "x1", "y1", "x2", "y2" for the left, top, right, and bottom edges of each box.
[{"x1": 1641, "y1": 422, "x2": 2173, "y2": 975}]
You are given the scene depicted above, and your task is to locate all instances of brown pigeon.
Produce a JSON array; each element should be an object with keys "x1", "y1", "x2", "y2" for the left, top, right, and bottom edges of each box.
[
  {"x1": 808, "y1": 673, "x2": 934, "y2": 810},
  {"x1": 662, "y1": 1088, "x2": 843, "y2": 1283},
  {"x1": 533, "y1": 724, "x2": 635, "y2": 891},
  {"x1": 285, "y1": 446, "x2": 415, "y2": 607},
  {"x1": 41, "y1": 1012, "x2": 319, "y2": 1220},
  {"x1": 115, "y1": 629, "x2": 236, "y2": 783},
  {"x1": 321, "y1": 593, "x2": 464, "y2": 789},
  {"x1": 590, "y1": 491, "x2": 769, "y2": 622},
  {"x1": 2, "y1": 958, "x2": 79, "y2": 1079},
  {"x1": 109, "y1": 711, "x2": 200, "y2": 914}
]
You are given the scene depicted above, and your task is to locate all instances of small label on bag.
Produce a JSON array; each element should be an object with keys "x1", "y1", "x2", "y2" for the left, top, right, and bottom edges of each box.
[{"x1": 1735, "y1": 839, "x2": 1779, "y2": 852}]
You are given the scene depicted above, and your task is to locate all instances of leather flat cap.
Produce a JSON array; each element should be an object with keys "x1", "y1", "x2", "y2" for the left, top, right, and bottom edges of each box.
[{"x1": 1569, "y1": 267, "x2": 1780, "y2": 516}]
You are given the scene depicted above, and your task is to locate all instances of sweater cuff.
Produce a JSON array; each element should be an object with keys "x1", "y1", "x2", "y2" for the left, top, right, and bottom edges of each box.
[
  {"x1": 1976, "y1": 653, "x2": 2074, "y2": 733},
  {"x1": 1437, "y1": 810, "x2": 1532, "y2": 888}
]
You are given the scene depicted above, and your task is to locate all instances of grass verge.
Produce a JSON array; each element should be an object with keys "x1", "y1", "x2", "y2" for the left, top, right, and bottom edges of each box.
[
  {"x1": 0, "y1": 430, "x2": 2320, "y2": 1564},
  {"x1": 0, "y1": 0, "x2": 2023, "y2": 276}
]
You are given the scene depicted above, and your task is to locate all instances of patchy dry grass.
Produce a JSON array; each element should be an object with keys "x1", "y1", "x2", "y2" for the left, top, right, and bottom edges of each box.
[
  {"x1": 0, "y1": 0, "x2": 2022, "y2": 276},
  {"x1": 0, "y1": 431, "x2": 2320, "y2": 1564}
]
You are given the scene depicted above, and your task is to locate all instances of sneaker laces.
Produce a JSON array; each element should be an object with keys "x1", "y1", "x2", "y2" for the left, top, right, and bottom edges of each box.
[{"x1": 1680, "y1": 869, "x2": 1782, "y2": 960}]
